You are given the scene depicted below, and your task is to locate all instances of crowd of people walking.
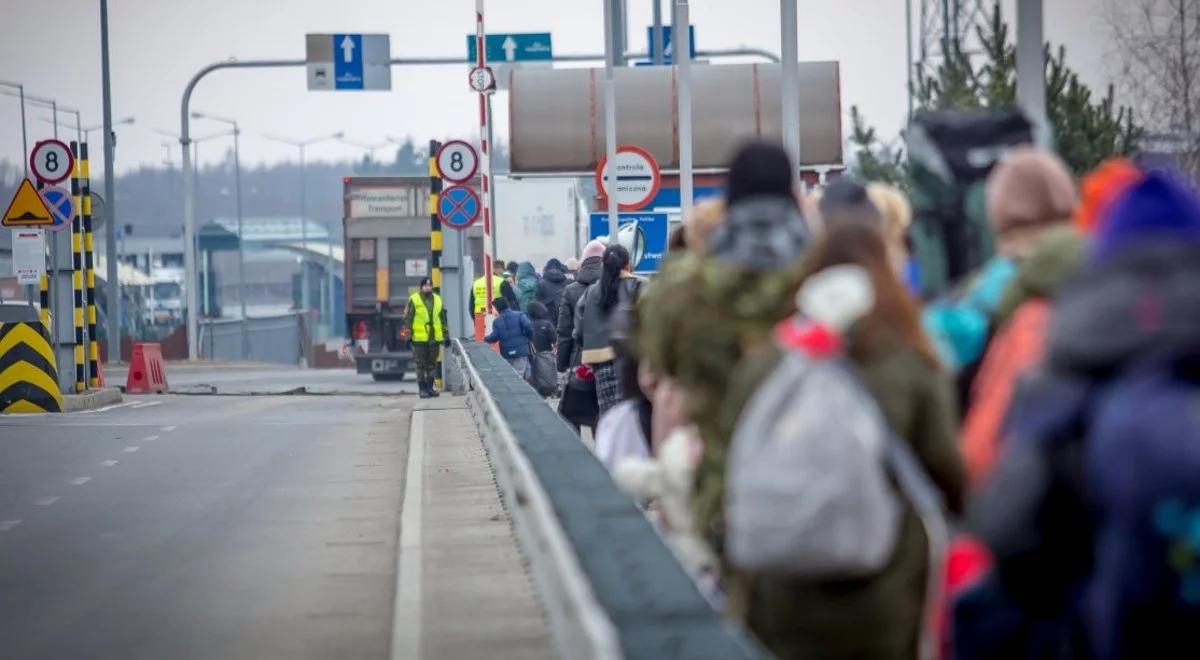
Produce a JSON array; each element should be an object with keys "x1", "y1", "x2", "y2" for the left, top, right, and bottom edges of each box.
[{"x1": 469, "y1": 134, "x2": 1200, "y2": 659}]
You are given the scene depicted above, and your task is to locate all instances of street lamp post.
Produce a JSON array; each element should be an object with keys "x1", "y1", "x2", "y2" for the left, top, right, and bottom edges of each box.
[
  {"x1": 0, "y1": 82, "x2": 30, "y2": 177},
  {"x1": 265, "y1": 131, "x2": 343, "y2": 343},
  {"x1": 44, "y1": 116, "x2": 134, "y2": 141},
  {"x1": 192, "y1": 112, "x2": 249, "y2": 360}
]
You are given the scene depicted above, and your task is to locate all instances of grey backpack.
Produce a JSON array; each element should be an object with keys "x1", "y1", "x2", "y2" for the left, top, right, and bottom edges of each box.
[{"x1": 726, "y1": 350, "x2": 946, "y2": 580}]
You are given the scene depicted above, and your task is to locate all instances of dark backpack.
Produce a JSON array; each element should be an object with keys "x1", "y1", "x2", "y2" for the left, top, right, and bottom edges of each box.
[{"x1": 1083, "y1": 351, "x2": 1200, "y2": 659}]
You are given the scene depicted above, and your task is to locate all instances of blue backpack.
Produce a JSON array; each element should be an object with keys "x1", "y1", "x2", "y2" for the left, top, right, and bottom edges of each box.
[{"x1": 1084, "y1": 352, "x2": 1200, "y2": 659}]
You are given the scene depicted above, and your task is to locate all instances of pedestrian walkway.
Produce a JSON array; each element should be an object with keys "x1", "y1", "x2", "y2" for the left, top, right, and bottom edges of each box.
[{"x1": 395, "y1": 397, "x2": 555, "y2": 660}]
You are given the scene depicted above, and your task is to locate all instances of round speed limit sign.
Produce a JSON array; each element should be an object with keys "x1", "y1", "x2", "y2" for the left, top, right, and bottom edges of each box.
[
  {"x1": 436, "y1": 140, "x2": 478, "y2": 183},
  {"x1": 30, "y1": 139, "x2": 74, "y2": 184}
]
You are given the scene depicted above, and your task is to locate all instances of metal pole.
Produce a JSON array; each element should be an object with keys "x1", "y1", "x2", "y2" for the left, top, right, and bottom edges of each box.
[
  {"x1": 51, "y1": 100, "x2": 57, "y2": 139},
  {"x1": 232, "y1": 124, "x2": 249, "y2": 359},
  {"x1": 603, "y1": 0, "x2": 620, "y2": 241},
  {"x1": 486, "y1": 98, "x2": 498, "y2": 262},
  {"x1": 299, "y1": 144, "x2": 309, "y2": 316},
  {"x1": 101, "y1": 1, "x2": 121, "y2": 363},
  {"x1": 1016, "y1": 0, "x2": 1048, "y2": 146},
  {"x1": 651, "y1": 0, "x2": 664, "y2": 65},
  {"x1": 476, "y1": 0, "x2": 497, "y2": 317},
  {"x1": 780, "y1": 0, "x2": 802, "y2": 187},
  {"x1": 906, "y1": 0, "x2": 915, "y2": 123},
  {"x1": 676, "y1": 0, "x2": 694, "y2": 216},
  {"x1": 327, "y1": 223, "x2": 335, "y2": 338},
  {"x1": 16, "y1": 85, "x2": 28, "y2": 177}
]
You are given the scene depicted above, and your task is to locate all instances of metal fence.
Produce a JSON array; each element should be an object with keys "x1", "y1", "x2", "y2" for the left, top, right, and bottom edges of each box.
[{"x1": 198, "y1": 312, "x2": 308, "y2": 365}]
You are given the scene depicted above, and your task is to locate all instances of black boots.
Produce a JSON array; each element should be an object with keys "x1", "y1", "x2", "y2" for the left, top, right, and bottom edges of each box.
[{"x1": 418, "y1": 377, "x2": 440, "y2": 399}]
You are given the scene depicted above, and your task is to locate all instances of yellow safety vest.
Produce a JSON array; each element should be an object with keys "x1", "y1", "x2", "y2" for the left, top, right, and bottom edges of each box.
[
  {"x1": 472, "y1": 275, "x2": 506, "y2": 314},
  {"x1": 408, "y1": 292, "x2": 444, "y2": 343}
]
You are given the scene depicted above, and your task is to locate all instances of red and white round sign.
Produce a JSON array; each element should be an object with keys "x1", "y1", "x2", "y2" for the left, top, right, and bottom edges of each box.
[
  {"x1": 30, "y1": 139, "x2": 74, "y2": 185},
  {"x1": 594, "y1": 145, "x2": 661, "y2": 212},
  {"x1": 436, "y1": 140, "x2": 478, "y2": 183}
]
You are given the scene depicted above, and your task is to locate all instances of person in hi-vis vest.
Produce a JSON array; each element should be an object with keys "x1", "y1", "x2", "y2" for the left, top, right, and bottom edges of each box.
[
  {"x1": 470, "y1": 274, "x2": 507, "y2": 315},
  {"x1": 405, "y1": 277, "x2": 448, "y2": 399}
]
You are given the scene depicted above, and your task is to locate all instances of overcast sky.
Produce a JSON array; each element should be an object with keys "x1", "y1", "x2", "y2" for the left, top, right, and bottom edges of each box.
[{"x1": 0, "y1": 0, "x2": 1111, "y2": 178}]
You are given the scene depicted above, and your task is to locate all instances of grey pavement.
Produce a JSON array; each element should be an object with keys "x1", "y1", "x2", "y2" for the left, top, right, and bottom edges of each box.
[
  {"x1": 0, "y1": 392, "x2": 551, "y2": 659},
  {"x1": 106, "y1": 363, "x2": 420, "y2": 396}
]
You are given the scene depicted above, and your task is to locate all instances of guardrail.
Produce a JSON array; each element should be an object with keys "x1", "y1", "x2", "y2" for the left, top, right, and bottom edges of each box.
[{"x1": 450, "y1": 339, "x2": 766, "y2": 660}]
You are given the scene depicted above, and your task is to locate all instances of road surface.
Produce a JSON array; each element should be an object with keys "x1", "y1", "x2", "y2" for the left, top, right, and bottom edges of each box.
[
  {"x1": 105, "y1": 363, "x2": 419, "y2": 396},
  {"x1": 0, "y1": 391, "x2": 552, "y2": 659}
]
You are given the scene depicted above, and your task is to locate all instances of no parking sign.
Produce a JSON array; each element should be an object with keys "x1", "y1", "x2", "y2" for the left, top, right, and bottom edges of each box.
[{"x1": 436, "y1": 185, "x2": 481, "y2": 230}]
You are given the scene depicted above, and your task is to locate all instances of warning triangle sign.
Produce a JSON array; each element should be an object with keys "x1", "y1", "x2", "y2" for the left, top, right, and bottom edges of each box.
[{"x1": 2, "y1": 178, "x2": 54, "y2": 228}]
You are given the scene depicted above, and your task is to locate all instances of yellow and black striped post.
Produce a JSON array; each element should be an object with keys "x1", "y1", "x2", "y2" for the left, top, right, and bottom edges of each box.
[
  {"x1": 81, "y1": 143, "x2": 99, "y2": 388},
  {"x1": 0, "y1": 320, "x2": 64, "y2": 414},
  {"x1": 428, "y1": 140, "x2": 443, "y2": 390},
  {"x1": 69, "y1": 141, "x2": 86, "y2": 393},
  {"x1": 38, "y1": 274, "x2": 50, "y2": 328}
]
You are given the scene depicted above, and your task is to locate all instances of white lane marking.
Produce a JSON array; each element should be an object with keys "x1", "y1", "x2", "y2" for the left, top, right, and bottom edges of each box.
[
  {"x1": 99, "y1": 460, "x2": 119, "y2": 467},
  {"x1": 142, "y1": 435, "x2": 160, "y2": 442},
  {"x1": 0, "y1": 520, "x2": 21, "y2": 531},
  {"x1": 130, "y1": 401, "x2": 163, "y2": 410},
  {"x1": 34, "y1": 496, "x2": 60, "y2": 506},
  {"x1": 391, "y1": 411, "x2": 425, "y2": 660},
  {"x1": 68, "y1": 477, "x2": 92, "y2": 486},
  {"x1": 123, "y1": 446, "x2": 140, "y2": 453},
  {"x1": 162, "y1": 425, "x2": 177, "y2": 432},
  {"x1": 82, "y1": 402, "x2": 137, "y2": 414}
]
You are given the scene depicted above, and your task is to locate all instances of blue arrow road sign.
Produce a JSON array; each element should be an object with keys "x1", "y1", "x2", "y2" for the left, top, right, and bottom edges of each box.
[
  {"x1": 333, "y1": 33, "x2": 364, "y2": 89},
  {"x1": 647, "y1": 25, "x2": 696, "y2": 63},
  {"x1": 39, "y1": 186, "x2": 73, "y2": 230},
  {"x1": 438, "y1": 185, "x2": 481, "y2": 230},
  {"x1": 466, "y1": 33, "x2": 553, "y2": 63},
  {"x1": 589, "y1": 212, "x2": 668, "y2": 273}
]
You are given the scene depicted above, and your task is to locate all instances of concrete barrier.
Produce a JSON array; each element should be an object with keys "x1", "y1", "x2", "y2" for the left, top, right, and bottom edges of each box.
[{"x1": 450, "y1": 340, "x2": 765, "y2": 660}]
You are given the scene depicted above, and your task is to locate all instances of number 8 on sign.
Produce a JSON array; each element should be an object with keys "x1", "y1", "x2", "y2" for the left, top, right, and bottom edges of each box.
[
  {"x1": 435, "y1": 140, "x2": 478, "y2": 184},
  {"x1": 30, "y1": 139, "x2": 74, "y2": 185}
]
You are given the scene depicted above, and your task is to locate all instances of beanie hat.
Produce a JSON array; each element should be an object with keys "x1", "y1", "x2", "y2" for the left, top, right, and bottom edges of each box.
[
  {"x1": 1074, "y1": 158, "x2": 1142, "y2": 235},
  {"x1": 581, "y1": 239, "x2": 607, "y2": 261},
  {"x1": 986, "y1": 146, "x2": 1077, "y2": 236},
  {"x1": 725, "y1": 142, "x2": 796, "y2": 207},
  {"x1": 1092, "y1": 171, "x2": 1200, "y2": 263}
]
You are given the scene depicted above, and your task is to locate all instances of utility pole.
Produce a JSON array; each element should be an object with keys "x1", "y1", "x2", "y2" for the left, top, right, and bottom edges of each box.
[
  {"x1": 100, "y1": 0, "x2": 120, "y2": 363},
  {"x1": 1016, "y1": 0, "x2": 1048, "y2": 145},
  {"x1": 603, "y1": 0, "x2": 620, "y2": 241},
  {"x1": 781, "y1": 0, "x2": 802, "y2": 186},
  {"x1": 675, "y1": 0, "x2": 694, "y2": 216},
  {"x1": 651, "y1": 0, "x2": 664, "y2": 66}
]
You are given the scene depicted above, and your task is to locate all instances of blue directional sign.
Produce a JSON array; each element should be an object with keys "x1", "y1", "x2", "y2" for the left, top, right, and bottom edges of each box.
[
  {"x1": 466, "y1": 33, "x2": 553, "y2": 63},
  {"x1": 589, "y1": 212, "x2": 669, "y2": 273},
  {"x1": 39, "y1": 186, "x2": 74, "y2": 231},
  {"x1": 647, "y1": 25, "x2": 696, "y2": 63},
  {"x1": 333, "y1": 34, "x2": 363, "y2": 89},
  {"x1": 438, "y1": 185, "x2": 481, "y2": 230}
]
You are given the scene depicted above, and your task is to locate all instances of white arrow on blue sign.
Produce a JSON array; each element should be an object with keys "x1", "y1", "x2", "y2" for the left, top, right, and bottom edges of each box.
[
  {"x1": 305, "y1": 33, "x2": 391, "y2": 91},
  {"x1": 466, "y1": 33, "x2": 553, "y2": 63}
]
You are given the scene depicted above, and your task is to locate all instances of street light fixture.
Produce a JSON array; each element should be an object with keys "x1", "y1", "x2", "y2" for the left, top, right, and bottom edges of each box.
[
  {"x1": 263, "y1": 130, "x2": 343, "y2": 348},
  {"x1": 339, "y1": 136, "x2": 395, "y2": 163},
  {"x1": 43, "y1": 115, "x2": 134, "y2": 141},
  {"x1": 191, "y1": 111, "x2": 249, "y2": 360}
]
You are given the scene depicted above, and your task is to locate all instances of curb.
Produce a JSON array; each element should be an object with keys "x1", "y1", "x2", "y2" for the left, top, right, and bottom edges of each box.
[{"x1": 61, "y1": 388, "x2": 123, "y2": 413}]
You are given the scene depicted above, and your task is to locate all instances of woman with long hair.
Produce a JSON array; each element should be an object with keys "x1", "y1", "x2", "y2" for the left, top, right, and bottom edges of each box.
[
  {"x1": 724, "y1": 220, "x2": 965, "y2": 660},
  {"x1": 573, "y1": 244, "x2": 645, "y2": 415}
]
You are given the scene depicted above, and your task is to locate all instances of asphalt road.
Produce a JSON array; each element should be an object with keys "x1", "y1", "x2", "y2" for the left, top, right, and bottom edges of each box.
[
  {"x1": 0, "y1": 395, "x2": 412, "y2": 660},
  {"x1": 105, "y1": 363, "x2": 419, "y2": 396}
]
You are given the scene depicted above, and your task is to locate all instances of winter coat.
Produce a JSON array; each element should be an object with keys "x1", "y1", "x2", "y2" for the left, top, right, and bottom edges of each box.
[
  {"x1": 922, "y1": 255, "x2": 1018, "y2": 374},
  {"x1": 966, "y1": 240, "x2": 1200, "y2": 658},
  {"x1": 484, "y1": 309, "x2": 533, "y2": 360},
  {"x1": 535, "y1": 259, "x2": 569, "y2": 323},
  {"x1": 960, "y1": 227, "x2": 1085, "y2": 485},
  {"x1": 719, "y1": 331, "x2": 964, "y2": 660},
  {"x1": 556, "y1": 256, "x2": 603, "y2": 370},
  {"x1": 514, "y1": 261, "x2": 538, "y2": 312},
  {"x1": 525, "y1": 301, "x2": 557, "y2": 353},
  {"x1": 573, "y1": 272, "x2": 645, "y2": 365}
]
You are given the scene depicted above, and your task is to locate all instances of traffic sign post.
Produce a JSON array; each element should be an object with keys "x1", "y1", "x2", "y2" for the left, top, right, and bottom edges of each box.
[
  {"x1": 595, "y1": 145, "x2": 662, "y2": 212},
  {"x1": 2, "y1": 178, "x2": 55, "y2": 227},
  {"x1": 436, "y1": 141, "x2": 479, "y2": 183},
  {"x1": 39, "y1": 186, "x2": 74, "y2": 231},
  {"x1": 305, "y1": 33, "x2": 391, "y2": 91},
  {"x1": 437, "y1": 185, "x2": 481, "y2": 230},
  {"x1": 29, "y1": 140, "x2": 73, "y2": 185}
]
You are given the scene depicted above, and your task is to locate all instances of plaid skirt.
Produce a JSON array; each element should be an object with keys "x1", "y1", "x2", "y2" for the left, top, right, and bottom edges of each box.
[{"x1": 594, "y1": 361, "x2": 621, "y2": 415}]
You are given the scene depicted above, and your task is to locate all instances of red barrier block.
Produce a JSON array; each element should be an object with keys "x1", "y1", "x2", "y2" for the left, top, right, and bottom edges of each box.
[{"x1": 126, "y1": 342, "x2": 168, "y2": 394}]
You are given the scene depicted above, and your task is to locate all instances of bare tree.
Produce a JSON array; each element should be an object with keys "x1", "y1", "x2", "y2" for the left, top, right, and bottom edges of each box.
[{"x1": 1107, "y1": 0, "x2": 1200, "y2": 177}]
